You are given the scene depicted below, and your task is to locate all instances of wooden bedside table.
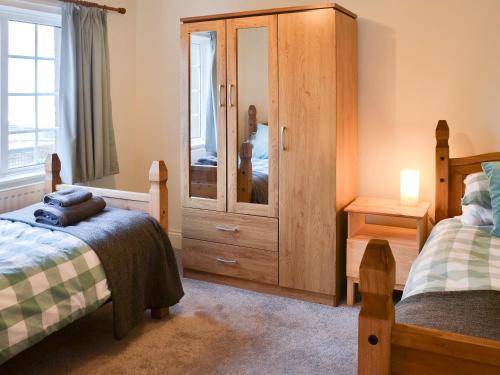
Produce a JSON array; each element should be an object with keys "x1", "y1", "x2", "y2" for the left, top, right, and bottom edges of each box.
[{"x1": 344, "y1": 197, "x2": 430, "y2": 305}]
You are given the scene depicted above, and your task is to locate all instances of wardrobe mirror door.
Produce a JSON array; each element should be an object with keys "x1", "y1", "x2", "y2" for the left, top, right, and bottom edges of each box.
[
  {"x1": 236, "y1": 27, "x2": 269, "y2": 205},
  {"x1": 189, "y1": 31, "x2": 219, "y2": 200}
]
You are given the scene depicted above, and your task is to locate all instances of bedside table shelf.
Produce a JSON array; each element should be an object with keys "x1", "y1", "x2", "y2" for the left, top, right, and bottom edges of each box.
[
  {"x1": 350, "y1": 223, "x2": 417, "y2": 248},
  {"x1": 345, "y1": 197, "x2": 430, "y2": 306}
]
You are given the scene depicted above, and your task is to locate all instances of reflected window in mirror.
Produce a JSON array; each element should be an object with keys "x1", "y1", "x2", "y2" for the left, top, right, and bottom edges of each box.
[{"x1": 189, "y1": 31, "x2": 218, "y2": 199}]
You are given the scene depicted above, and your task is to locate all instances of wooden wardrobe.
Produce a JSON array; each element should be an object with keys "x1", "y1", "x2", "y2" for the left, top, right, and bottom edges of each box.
[{"x1": 180, "y1": 3, "x2": 357, "y2": 306}]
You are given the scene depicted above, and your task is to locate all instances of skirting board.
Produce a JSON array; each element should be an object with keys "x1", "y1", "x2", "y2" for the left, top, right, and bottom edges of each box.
[{"x1": 184, "y1": 269, "x2": 340, "y2": 306}]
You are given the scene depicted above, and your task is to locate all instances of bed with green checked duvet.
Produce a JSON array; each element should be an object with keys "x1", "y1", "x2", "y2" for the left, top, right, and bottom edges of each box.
[
  {"x1": 0, "y1": 204, "x2": 184, "y2": 365},
  {"x1": 0, "y1": 220, "x2": 111, "y2": 363},
  {"x1": 396, "y1": 218, "x2": 500, "y2": 340}
]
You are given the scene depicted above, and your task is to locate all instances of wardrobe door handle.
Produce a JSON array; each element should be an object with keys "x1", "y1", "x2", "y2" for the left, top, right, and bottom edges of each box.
[
  {"x1": 280, "y1": 126, "x2": 287, "y2": 151},
  {"x1": 218, "y1": 84, "x2": 224, "y2": 107},
  {"x1": 216, "y1": 225, "x2": 239, "y2": 233},
  {"x1": 216, "y1": 257, "x2": 238, "y2": 265},
  {"x1": 228, "y1": 84, "x2": 234, "y2": 107}
]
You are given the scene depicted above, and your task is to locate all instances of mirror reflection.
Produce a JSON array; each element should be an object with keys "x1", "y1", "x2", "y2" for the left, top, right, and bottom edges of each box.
[
  {"x1": 190, "y1": 31, "x2": 218, "y2": 199},
  {"x1": 237, "y1": 27, "x2": 269, "y2": 205}
]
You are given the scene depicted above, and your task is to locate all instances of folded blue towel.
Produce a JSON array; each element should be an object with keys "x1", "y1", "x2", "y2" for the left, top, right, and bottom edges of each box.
[
  {"x1": 43, "y1": 188, "x2": 93, "y2": 207},
  {"x1": 35, "y1": 196, "x2": 106, "y2": 226}
]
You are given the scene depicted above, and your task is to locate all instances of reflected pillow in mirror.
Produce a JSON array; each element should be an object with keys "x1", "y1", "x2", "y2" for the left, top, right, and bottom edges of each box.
[
  {"x1": 251, "y1": 123, "x2": 269, "y2": 159},
  {"x1": 482, "y1": 162, "x2": 500, "y2": 237}
]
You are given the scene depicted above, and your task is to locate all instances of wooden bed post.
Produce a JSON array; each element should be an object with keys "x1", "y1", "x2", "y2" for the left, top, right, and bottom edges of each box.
[
  {"x1": 435, "y1": 120, "x2": 450, "y2": 222},
  {"x1": 44, "y1": 153, "x2": 62, "y2": 193},
  {"x1": 237, "y1": 142, "x2": 253, "y2": 202},
  {"x1": 149, "y1": 160, "x2": 168, "y2": 231},
  {"x1": 358, "y1": 239, "x2": 395, "y2": 375},
  {"x1": 149, "y1": 160, "x2": 169, "y2": 320}
]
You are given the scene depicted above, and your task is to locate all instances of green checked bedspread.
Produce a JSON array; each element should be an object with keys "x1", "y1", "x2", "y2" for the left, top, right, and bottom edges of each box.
[
  {"x1": 403, "y1": 218, "x2": 500, "y2": 299},
  {"x1": 0, "y1": 220, "x2": 110, "y2": 364}
]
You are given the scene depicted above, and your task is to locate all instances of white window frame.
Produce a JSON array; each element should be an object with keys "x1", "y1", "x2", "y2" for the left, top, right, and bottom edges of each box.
[{"x1": 0, "y1": 5, "x2": 60, "y2": 188}]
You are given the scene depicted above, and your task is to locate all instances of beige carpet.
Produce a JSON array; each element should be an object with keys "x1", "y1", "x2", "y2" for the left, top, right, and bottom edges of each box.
[{"x1": 0, "y1": 278, "x2": 359, "y2": 375}]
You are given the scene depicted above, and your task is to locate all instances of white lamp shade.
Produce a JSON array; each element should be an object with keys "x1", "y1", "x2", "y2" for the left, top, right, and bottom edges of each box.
[{"x1": 401, "y1": 169, "x2": 420, "y2": 206}]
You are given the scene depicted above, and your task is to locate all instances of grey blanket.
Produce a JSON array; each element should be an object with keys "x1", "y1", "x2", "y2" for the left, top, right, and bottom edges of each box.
[
  {"x1": 0, "y1": 204, "x2": 184, "y2": 339},
  {"x1": 396, "y1": 291, "x2": 500, "y2": 341}
]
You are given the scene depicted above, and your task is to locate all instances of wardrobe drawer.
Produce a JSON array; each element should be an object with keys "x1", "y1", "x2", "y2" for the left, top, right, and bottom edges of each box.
[
  {"x1": 182, "y1": 208, "x2": 278, "y2": 251},
  {"x1": 182, "y1": 238, "x2": 278, "y2": 285}
]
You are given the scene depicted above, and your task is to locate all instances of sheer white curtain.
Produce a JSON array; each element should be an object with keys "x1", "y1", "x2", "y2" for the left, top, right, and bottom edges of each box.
[{"x1": 204, "y1": 33, "x2": 217, "y2": 156}]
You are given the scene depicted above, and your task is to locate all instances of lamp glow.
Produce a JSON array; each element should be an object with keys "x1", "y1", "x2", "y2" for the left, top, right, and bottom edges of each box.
[{"x1": 400, "y1": 169, "x2": 420, "y2": 206}]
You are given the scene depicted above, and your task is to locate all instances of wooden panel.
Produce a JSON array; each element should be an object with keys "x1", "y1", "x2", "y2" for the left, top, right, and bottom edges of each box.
[
  {"x1": 347, "y1": 239, "x2": 418, "y2": 286},
  {"x1": 180, "y1": 20, "x2": 227, "y2": 211},
  {"x1": 226, "y1": 15, "x2": 278, "y2": 218},
  {"x1": 391, "y1": 324, "x2": 500, "y2": 374},
  {"x1": 182, "y1": 238, "x2": 278, "y2": 285},
  {"x1": 278, "y1": 9, "x2": 337, "y2": 295},
  {"x1": 189, "y1": 165, "x2": 217, "y2": 199},
  {"x1": 182, "y1": 208, "x2": 278, "y2": 251},
  {"x1": 334, "y1": 11, "x2": 358, "y2": 299},
  {"x1": 180, "y1": 3, "x2": 357, "y2": 23}
]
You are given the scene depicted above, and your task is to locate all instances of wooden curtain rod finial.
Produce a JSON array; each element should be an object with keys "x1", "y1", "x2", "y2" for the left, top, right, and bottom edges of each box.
[{"x1": 118, "y1": 8, "x2": 126, "y2": 14}]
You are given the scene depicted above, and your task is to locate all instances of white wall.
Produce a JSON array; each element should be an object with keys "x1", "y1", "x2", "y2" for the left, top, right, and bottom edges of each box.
[
  {"x1": 99, "y1": 0, "x2": 500, "y2": 237},
  {"x1": 129, "y1": 0, "x2": 500, "y2": 235}
]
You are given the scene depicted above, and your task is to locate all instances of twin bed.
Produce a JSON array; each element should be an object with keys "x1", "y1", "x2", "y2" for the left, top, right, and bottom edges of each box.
[
  {"x1": 358, "y1": 121, "x2": 500, "y2": 374},
  {"x1": 0, "y1": 154, "x2": 183, "y2": 365}
]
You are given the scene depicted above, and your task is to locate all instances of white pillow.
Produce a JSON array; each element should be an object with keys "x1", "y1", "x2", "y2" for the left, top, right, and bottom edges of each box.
[{"x1": 460, "y1": 204, "x2": 494, "y2": 226}]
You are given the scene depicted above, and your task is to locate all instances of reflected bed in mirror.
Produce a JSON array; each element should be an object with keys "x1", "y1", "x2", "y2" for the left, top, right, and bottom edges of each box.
[
  {"x1": 238, "y1": 105, "x2": 269, "y2": 205},
  {"x1": 189, "y1": 30, "x2": 218, "y2": 200},
  {"x1": 236, "y1": 25, "x2": 269, "y2": 206}
]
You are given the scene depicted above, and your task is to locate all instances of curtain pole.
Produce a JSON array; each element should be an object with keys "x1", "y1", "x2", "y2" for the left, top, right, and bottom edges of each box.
[{"x1": 59, "y1": 0, "x2": 126, "y2": 14}]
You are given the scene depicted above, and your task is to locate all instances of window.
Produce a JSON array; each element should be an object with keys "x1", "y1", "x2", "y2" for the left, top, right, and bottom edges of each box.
[{"x1": 0, "y1": 7, "x2": 61, "y2": 179}]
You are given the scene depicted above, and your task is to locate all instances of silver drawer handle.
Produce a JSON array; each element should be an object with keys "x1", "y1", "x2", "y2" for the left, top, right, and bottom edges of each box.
[
  {"x1": 216, "y1": 225, "x2": 239, "y2": 233},
  {"x1": 216, "y1": 257, "x2": 238, "y2": 265}
]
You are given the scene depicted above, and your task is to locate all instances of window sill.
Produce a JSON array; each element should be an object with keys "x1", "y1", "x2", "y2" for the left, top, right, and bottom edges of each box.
[{"x1": 0, "y1": 169, "x2": 45, "y2": 191}]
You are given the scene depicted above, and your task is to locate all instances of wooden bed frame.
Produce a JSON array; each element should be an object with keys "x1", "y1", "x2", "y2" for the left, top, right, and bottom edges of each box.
[
  {"x1": 237, "y1": 104, "x2": 259, "y2": 202},
  {"x1": 45, "y1": 153, "x2": 169, "y2": 319},
  {"x1": 358, "y1": 121, "x2": 500, "y2": 374}
]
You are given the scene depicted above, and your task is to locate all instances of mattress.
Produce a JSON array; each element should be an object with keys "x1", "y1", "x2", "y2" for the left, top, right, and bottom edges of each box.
[{"x1": 0, "y1": 220, "x2": 110, "y2": 364}]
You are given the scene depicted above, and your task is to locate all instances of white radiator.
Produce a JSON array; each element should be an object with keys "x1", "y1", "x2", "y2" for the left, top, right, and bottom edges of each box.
[{"x1": 0, "y1": 183, "x2": 45, "y2": 214}]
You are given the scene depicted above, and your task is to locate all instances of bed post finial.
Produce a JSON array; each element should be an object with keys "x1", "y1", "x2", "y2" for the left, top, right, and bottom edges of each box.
[
  {"x1": 435, "y1": 120, "x2": 450, "y2": 223},
  {"x1": 248, "y1": 105, "x2": 257, "y2": 135},
  {"x1": 45, "y1": 153, "x2": 62, "y2": 193},
  {"x1": 149, "y1": 161, "x2": 168, "y2": 231},
  {"x1": 358, "y1": 239, "x2": 395, "y2": 375}
]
